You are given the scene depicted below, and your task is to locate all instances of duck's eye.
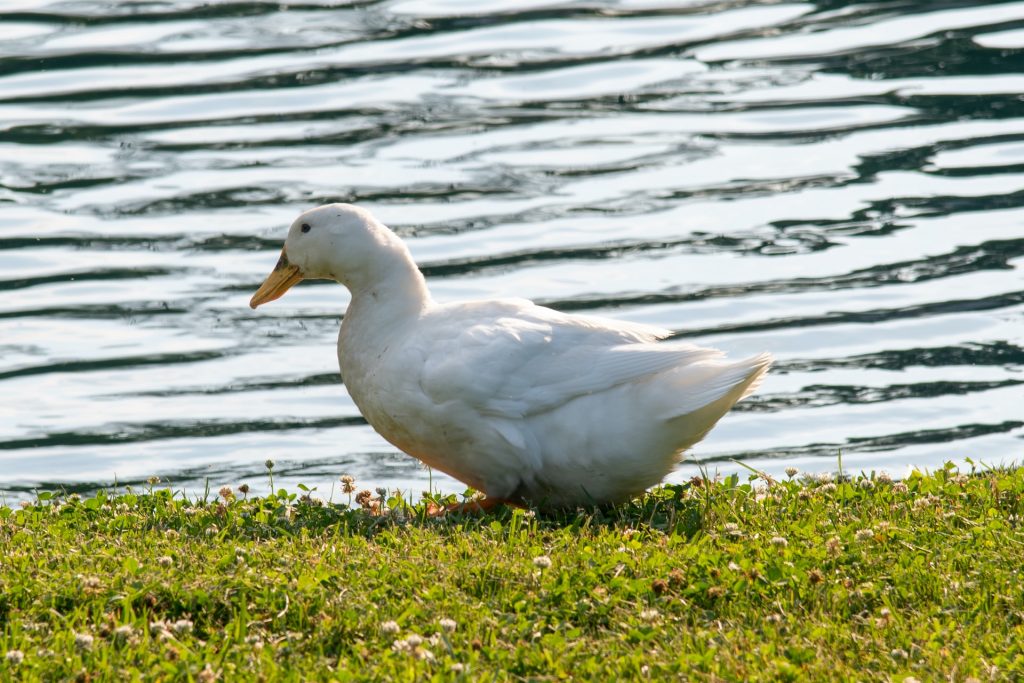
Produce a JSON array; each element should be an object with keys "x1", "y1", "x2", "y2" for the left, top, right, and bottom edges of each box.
[{"x1": 301, "y1": 223, "x2": 311, "y2": 233}]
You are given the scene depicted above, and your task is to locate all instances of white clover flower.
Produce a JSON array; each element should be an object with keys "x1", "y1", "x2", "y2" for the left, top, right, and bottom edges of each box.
[
  {"x1": 158, "y1": 556, "x2": 173, "y2": 567},
  {"x1": 892, "y1": 482, "x2": 909, "y2": 494},
  {"x1": 439, "y1": 618, "x2": 457, "y2": 633},
  {"x1": 4, "y1": 650, "x2": 24, "y2": 665},
  {"x1": 723, "y1": 522, "x2": 742, "y2": 537},
  {"x1": 533, "y1": 555, "x2": 552, "y2": 570},
  {"x1": 74, "y1": 633, "x2": 94, "y2": 651},
  {"x1": 639, "y1": 608, "x2": 660, "y2": 622},
  {"x1": 451, "y1": 663, "x2": 465, "y2": 673},
  {"x1": 405, "y1": 634, "x2": 423, "y2": 648},
  {"x1": 413, "y1": 647, "x2": 434, "y2": 661},
  {"x1": 340, "y1": 475, "x2": 356, "y2": 493},
  {"x1": 172, "y1": 619, "x2": 193, "y2": 636},
  {"x1": 380, "y1": 621, "x2": 400, "y2": 635},
  {"x1": 770, "y1": 536, "x2": 788, "y2": 548},
  {"x1": 113, "y1": 625, "x2": 134, "y2": 644},
  {"x1": 855, "y1": 528, "x2": 875, "y2": 542},
  {"x1": 877, "y1": 471, "x2": 892, "y2": 484},
  {"x1": 785, "y1": 467, "x2": 798, "y2": 478}
]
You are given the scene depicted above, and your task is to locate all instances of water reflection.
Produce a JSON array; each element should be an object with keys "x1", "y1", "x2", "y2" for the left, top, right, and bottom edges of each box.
[{"x1": 0, "y1": 0, "x2": 1022, "y2": 501}]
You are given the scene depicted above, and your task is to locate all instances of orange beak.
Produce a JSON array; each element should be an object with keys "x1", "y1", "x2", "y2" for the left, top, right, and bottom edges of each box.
[{"x1": 250, "y1": 248, "x2": 303, "y2": 309}]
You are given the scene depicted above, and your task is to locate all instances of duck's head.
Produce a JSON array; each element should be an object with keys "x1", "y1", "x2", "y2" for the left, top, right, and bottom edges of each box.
[{"x1": 249, "y1": 203, "x2": 400, "y2": 309}]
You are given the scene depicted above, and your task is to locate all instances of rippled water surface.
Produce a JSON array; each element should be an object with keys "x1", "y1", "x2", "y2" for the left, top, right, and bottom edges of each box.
[{"x1": 2, "y1": 0, "x2": 1023, "y2": 500}]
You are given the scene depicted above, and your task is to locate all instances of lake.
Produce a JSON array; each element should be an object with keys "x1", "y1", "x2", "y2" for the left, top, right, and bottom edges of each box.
[{"x1": 2, "y1": 0, "x2": 1022, "y2": 502}]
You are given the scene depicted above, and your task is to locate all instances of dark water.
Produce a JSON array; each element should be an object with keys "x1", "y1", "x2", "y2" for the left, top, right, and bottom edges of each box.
[{"x1": 2, "y1": 0, "x2": 1022, "y2": 501}]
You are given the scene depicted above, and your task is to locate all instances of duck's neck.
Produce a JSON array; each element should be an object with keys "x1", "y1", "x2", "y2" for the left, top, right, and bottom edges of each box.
[{"x1": 341, "y1": 242, "x2": 432, "y2": 337}]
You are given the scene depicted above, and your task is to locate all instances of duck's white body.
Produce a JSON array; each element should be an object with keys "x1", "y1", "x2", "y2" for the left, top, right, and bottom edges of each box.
[{"x1": 252, "y1": 204, "x2": 771, "y2": 508}]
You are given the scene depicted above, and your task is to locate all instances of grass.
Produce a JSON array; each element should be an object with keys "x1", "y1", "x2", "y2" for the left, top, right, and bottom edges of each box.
[{"x1": 1, "y1": 462, "x2": 1023, "y2": 681}]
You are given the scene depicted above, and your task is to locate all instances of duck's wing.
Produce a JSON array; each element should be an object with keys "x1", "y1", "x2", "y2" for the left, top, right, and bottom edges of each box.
[{"x1": 415, "y1": 299, "x2": 722, "y2": 420}]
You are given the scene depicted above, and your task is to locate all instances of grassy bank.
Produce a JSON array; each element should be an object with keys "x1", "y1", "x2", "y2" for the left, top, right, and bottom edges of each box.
[{"x1": 1, "y1": 463, "x2": 1023, "y2": 681}]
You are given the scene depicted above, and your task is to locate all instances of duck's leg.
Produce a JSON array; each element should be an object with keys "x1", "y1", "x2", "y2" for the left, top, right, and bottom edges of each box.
[
  {"x1": 454, "y1": 497, "x2": 516, "y2": 514},
  {"x1": 426, "y1": 497, "x2": 519, "y2": 517}
]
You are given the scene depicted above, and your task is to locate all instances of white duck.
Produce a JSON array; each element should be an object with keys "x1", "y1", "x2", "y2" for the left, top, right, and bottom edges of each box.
[{"x1": 251, "y1": 204, "x2": 771, "y2": 509}]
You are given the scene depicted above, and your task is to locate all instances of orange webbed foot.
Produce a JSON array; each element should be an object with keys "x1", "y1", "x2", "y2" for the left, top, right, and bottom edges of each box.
[{"x1": 425, "y1": 497, "x2": 517, "y2": 517}]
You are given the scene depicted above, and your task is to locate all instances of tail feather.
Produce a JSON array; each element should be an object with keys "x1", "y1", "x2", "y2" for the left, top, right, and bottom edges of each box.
[
  {"x1": 658, "y1": 352, "x2": 772, "y2": 453},
  {"x1": 657, "y1": 352, "x2": 773, "y2": 421},
  {"x1": 737, "y1": 352, "x2": 773, "y2": 400}
]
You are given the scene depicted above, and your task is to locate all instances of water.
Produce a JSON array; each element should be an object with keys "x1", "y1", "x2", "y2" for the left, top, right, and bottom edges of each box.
[{"x1": 2, "y1": 0, "x2": 1022, "y2": 502}]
